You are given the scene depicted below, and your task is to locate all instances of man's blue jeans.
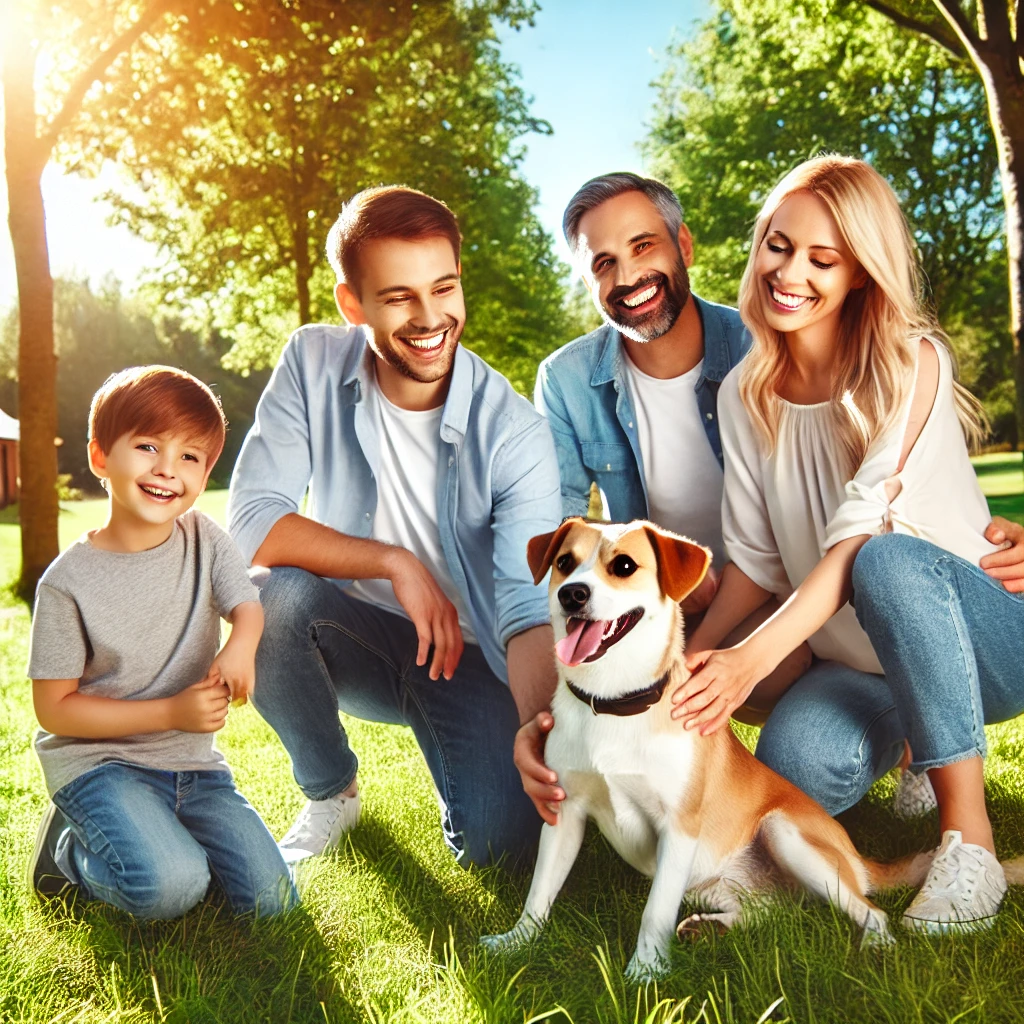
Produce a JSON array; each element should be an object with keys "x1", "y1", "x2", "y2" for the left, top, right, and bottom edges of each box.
[
  {"x1": 756, "y1": 533, "x2": 1024, "y2": 815},
  {"x1": 53, "y1": 762, "x2": 296, "y2": 919},
  {"x1": 253, "y1": 567, "x2": 540, "y2": 867}
]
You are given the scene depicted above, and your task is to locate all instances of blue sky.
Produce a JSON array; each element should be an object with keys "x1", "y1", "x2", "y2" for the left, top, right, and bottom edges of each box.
[
  {"x1": 0, "y1": 0, "x2": 708, "y2": 304},
  {"x1": 498, "y1": 0, "x2": 707, "y2": 260}
]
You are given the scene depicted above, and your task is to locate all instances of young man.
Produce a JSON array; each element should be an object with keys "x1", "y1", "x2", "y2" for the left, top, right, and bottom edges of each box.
[
  {"x1": 517, "y1": 171, "x2": 1024, "y2": 824},
  {"x1": 28, "y1": 366, "x2": 293, "y2": 919},
  {"x1": 227, "y1": 186, "x2": 561, "y2": 867}
]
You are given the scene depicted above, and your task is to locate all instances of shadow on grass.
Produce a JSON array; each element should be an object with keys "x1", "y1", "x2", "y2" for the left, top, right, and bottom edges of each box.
[{"x1": 20, "y1": 891, "x2": 363, "y2": 1023}]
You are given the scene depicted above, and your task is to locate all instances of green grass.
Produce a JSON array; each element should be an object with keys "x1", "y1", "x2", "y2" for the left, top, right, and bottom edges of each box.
[{"x1": 3, "y1": 484, "x2": 1024, "y2": 1022}]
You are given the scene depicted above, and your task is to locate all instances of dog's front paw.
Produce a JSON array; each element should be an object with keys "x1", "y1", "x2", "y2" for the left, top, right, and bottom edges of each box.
[
  {"x1": 479, "y1": 920, "x2": 538, "y2": 955},
  {"x1": 859, "y1": 923, "x2": 895, "y2": 950},
  {"x1": 624, "y1": 948, "x2": 671, "y2": 983}
]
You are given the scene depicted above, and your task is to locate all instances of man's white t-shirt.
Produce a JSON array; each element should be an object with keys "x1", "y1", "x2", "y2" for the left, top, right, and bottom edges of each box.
[
  {"x1": 624, "y1": 355, "x2": 726, "y2": 567},
  {"x1": 347, "y1": 377, "x2": 477, "y2": 643}
]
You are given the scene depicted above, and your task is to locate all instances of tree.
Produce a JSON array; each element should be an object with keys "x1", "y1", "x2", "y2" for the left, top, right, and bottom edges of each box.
[
  {"x1": 3, "y1": 0, "x2": 180, "y2": 596},
  {"x1": 83, "y1": 0, "x2": 570, "y2": 391},
  {"x1": 645, "y1": 0, "x2": 1013, "y2": 435},
  {"x1": 856, "y1": 0, "x2": 1024, "y2": 444}
]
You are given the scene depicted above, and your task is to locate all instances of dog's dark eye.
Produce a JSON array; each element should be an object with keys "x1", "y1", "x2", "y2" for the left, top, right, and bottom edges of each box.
[
  {"x1": 610, "y1": 555, "x2": 638, "y2": 578},
  {"x1": 555, "y1": 553, "x2": 576, "y2": 574}
]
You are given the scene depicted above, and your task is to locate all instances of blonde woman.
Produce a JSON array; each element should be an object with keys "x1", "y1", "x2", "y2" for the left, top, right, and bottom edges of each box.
[{"x1": 670, "y1": 155, "x2": 1023, "y2": 931}]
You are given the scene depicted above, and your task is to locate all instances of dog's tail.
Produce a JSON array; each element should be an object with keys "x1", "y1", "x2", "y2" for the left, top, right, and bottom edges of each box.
[
  {"x1": 864, "y1": 851, "x2": 934, "y2": 891},
  {"x1": 1003, "y1": 857, "x2": 1024, "y2": 885}
]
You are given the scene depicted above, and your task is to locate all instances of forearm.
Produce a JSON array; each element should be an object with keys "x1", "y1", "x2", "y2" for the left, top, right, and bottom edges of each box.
[
  {"x1": 745, "y1": 534, "x2": 868, "y2": 672},
  {"x1": 34, "y1": 685, "x2": 175, "y2": 739},
  {"x1": 506, "y1": 624, "x2": 558, "y2": 724},
  {"x1": 224, "y1": 600, "x2": 264, "y2": 658},
  {"x1": 253, "y1": 512, "x2": 405, "y2": 580},
  {"x1": 690, "y1": 563, "x2": 773, "y2": 651}
]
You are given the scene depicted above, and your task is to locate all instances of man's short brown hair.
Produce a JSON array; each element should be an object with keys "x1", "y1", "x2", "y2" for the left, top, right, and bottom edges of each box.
[
  {"x1": 325, "y1": 186, "x2": 462, "y2": 293},
  {"x1": 89, "y1": 365, "x2": 227, "y2": 466}
]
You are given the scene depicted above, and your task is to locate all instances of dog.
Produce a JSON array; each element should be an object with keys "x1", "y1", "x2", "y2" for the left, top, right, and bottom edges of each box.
[{"x1": 481, "y1": 517, "x2": 938, "y2": 980}]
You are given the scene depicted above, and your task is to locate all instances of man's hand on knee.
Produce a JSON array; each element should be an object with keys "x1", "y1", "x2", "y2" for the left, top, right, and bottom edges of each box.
[
  {"x1": 386, "y1": 548, "x2": 464, "y2": 680},
  {"x1": 514, "y1": 712, "x2": 563, "y2": 826}
]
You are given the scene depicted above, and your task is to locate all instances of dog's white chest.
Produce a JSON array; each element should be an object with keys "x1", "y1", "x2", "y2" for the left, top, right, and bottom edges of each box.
[{"x1": 549, "y1": 695, "x2": 696, "y2": 877}]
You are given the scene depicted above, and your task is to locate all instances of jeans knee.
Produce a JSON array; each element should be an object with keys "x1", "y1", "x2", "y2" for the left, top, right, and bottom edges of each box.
[
  {"x1": 757, "y1": 714, "x2": 867, "y2": 817},
  {"x1": 258, "y1": 567, "x2": 326, "y2": 644},
  {"x1": 115, "y1": 857, "x2": 211, "y2": 920}
]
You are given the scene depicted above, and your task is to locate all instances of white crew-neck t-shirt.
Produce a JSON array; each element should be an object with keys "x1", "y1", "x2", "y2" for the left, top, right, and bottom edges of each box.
[
  {"x1": 346, "y1": 378, "x2": 476, "y2": 644},
  {"x1": 624, "y1": 354, "x2": 726, "y2": 566}
]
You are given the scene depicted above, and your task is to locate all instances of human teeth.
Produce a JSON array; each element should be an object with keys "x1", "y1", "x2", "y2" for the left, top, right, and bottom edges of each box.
[
  {"x1": 405, "y1": 331, "x2": 445, "y2": 349},
  {"x1": 142, "y1": 485, "x2": 175, "y2": 498},
  {"x1": 770, "y1": 285, "x2": 812, "y2": 309},
  {"x1": 623, "y1": 285, "x2": 657, "y2": 308}
]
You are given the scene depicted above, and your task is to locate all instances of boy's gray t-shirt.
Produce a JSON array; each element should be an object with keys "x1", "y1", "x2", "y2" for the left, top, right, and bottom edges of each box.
[{"x1": 27, "y1": 509, "x2": 260, "y2": 796}]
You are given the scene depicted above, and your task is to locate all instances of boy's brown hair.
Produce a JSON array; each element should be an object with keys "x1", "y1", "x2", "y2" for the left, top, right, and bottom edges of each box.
[
  {"x1": 89, "y1": 366, "x2": 227, "y2": 466},
  {"x1": 325, "y1": 185, "x2": 462, "y2": 294}
]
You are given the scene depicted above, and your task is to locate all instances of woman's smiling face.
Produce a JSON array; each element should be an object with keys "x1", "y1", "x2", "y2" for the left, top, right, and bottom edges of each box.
[{"x1": 754, "y1": 189, "x2": 866, "y2": 339}]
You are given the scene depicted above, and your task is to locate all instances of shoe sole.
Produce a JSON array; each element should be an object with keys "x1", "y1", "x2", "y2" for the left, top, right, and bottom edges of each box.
[
  {"x1": 27, "y1": 803, "x2": 75, "y2": 900},
  {"x1": 902, "y1": 912, "x2": 998, "y2": 935}
]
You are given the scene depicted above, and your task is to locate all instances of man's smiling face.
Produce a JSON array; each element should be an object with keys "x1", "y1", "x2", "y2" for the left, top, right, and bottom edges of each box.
[
  {"x1": 576, "y1": 191, "x2": 692, "y2": 343},
  {"x1": 339, "y1": 234, "x2": 466, "y2": 388}
]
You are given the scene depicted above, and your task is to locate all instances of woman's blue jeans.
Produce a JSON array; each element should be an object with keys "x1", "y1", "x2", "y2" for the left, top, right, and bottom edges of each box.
[
  {"x1": 756, "y1": 533, "x2": 1024, "y2": 815},
  {"x1": 252, "y1": 567, "x2": 540, "y2": 868},
  {"x1": 53, "y1": 762, "x2": 296, "y2": 919}
]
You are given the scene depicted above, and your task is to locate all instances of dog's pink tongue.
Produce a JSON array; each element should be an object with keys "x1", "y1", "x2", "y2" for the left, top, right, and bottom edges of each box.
[{"x1": 555, "y1": 618, "x2": 609, "y2": 667}]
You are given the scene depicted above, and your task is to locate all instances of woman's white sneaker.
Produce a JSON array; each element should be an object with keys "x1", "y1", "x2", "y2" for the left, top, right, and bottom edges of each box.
[
  {"x1": 278, "y1": 791, "x2": 362, "y2": 862},
  {"x1": 893, "y1": 768, "x2": 937, "y2": 819},
  {"x1": 902, "y1": 830, "x2": 1007, "y2": 934}
]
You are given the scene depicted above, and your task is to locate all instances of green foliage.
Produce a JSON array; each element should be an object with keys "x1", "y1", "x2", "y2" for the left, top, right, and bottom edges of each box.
[
  {"x1": 645, "y1": 0, "x2": 1012, "y2": 438},
  {"x1": 63, "y1": 0, "x2": 570, "y2": 392},
  {"x1": 0, "y1": 279, "x2": 270, "y2": 489}
]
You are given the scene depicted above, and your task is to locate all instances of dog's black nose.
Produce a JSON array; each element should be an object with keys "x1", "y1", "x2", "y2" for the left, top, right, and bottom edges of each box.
[{"x1": 558, "y1": 582, "x2": 590, "y2": 613}]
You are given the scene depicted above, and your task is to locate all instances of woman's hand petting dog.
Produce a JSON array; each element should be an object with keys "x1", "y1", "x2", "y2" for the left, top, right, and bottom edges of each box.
[
  {"x1": 671, "y1": 641, "x2": 768, "y2": 734},
  {"x1": 513, "y1": 712, "x2": 565, "y2": 825}
]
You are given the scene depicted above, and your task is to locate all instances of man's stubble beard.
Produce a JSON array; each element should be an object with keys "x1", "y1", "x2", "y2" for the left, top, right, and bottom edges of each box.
[
  {"x1": 374, "y1": 315, "x2": 464, "y2": 384},
  {"x1": 599, "y1": 250, "x2": 691, "y2": 344}
]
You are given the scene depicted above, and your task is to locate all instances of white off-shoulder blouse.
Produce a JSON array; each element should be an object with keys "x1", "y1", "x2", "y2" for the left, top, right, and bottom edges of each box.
[{"x1": 719, "y1": 338, "x2": 998, "y2": 674}]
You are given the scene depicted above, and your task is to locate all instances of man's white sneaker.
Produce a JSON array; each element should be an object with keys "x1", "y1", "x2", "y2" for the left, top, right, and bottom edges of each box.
[
  {"x1": 893, "y1": 768, "x2": 937, "y2": 819},
  {"x1": 278, "y1": 791, "x2": 361, "y2": 861},
  {"x1": 902, "y1": 830, "x2": 1007, "y2": 934}
]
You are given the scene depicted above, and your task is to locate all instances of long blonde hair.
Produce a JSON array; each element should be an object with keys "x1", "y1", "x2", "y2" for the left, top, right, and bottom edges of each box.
[{"x1": 737, "y1": 155, "x2": 985, "y2": 475}]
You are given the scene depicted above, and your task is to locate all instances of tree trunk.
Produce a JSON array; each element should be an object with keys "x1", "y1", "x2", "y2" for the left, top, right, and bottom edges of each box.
[
  {"x1": 293, "y1": 214, "x2": 312, "y2": 326},
  {"x1": 975, "y1": 59, "x2": 1024, "y2": 447},
  {"x1": 3, "y1": 41, "x2": 60, "y2": 598}
]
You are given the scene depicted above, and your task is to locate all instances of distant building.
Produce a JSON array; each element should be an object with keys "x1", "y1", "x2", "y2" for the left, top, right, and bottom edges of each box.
[{"x1": 0, "y1": 408, "x2": 19, "y2": 508}]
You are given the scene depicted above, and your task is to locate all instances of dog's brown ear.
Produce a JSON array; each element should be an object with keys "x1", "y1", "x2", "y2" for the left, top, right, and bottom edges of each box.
[
  {"x1": 643, "y1": 524, "x2": 711, "y2": 603},
  {"x1": 527, "y1": 518, "x2": 583, "y2": 585}
]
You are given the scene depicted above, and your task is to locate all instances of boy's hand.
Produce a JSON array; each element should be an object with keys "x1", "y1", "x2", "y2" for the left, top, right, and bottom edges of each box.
[
  {"x1": 169, "y1": 676, "x2": 231, "y2": 732},
  {"x1": 207, "y1": 642, "x2": 256, "y2": 707}
]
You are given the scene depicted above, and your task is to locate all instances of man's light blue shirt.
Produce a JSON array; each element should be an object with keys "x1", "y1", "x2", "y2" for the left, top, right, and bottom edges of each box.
[
  {"x1": 534, "y1": 294, "x2": 750, "y2": 520},
  {"x1": 227, "y1": 324, "x2": 562, "y2": 684}
]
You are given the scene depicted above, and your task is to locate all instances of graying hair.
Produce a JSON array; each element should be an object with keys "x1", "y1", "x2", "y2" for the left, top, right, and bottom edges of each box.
[{"x1": 562, "y1": 173, "x2": 683, "y2": 258}]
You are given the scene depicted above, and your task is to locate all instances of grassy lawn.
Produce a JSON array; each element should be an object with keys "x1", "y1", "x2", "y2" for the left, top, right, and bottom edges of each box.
[{"x1": 3, "y1": 479, "x2": 1024, "y2": 1022}]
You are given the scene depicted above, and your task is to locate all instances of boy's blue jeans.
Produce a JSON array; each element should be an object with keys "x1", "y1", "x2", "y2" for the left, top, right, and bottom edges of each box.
[
  {"x1": 252, "y1": 566, "x2": 540, "y2": 868},
  {"x1": 756, "y1": 533, "x2": 1024, "y2": 815},
  {"x1": 52, "y1": 762, "x2": 296, "y2": 919}
]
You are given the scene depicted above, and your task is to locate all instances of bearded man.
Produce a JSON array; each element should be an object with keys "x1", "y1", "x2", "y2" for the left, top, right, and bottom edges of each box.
[{"x1": 228, "y1": 186, "x2": 561, "y2": 867}]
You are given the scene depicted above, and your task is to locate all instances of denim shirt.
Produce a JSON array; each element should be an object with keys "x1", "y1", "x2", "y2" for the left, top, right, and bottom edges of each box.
[
  {"x1": 534, "y1": 294, "x2": 750, "y2": 520},
  {"x1": 227, "y1": 325, "x2": 562, "y2": 684}
]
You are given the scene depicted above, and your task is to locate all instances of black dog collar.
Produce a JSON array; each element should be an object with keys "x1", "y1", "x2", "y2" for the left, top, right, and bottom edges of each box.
[{"x1": 565, "y1": 672, "x2": 671, "y2": 716}]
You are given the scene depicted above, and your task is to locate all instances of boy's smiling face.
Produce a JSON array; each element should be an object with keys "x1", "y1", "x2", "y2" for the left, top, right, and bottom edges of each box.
[{"x1": 89, "y1": 430, "x2": 212, "y2": 537}]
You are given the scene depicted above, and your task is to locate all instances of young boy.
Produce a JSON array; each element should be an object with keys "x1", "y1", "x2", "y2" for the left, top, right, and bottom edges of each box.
[{"x1": 26, "y1": 365, "x2": 295, "y2": 919}]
